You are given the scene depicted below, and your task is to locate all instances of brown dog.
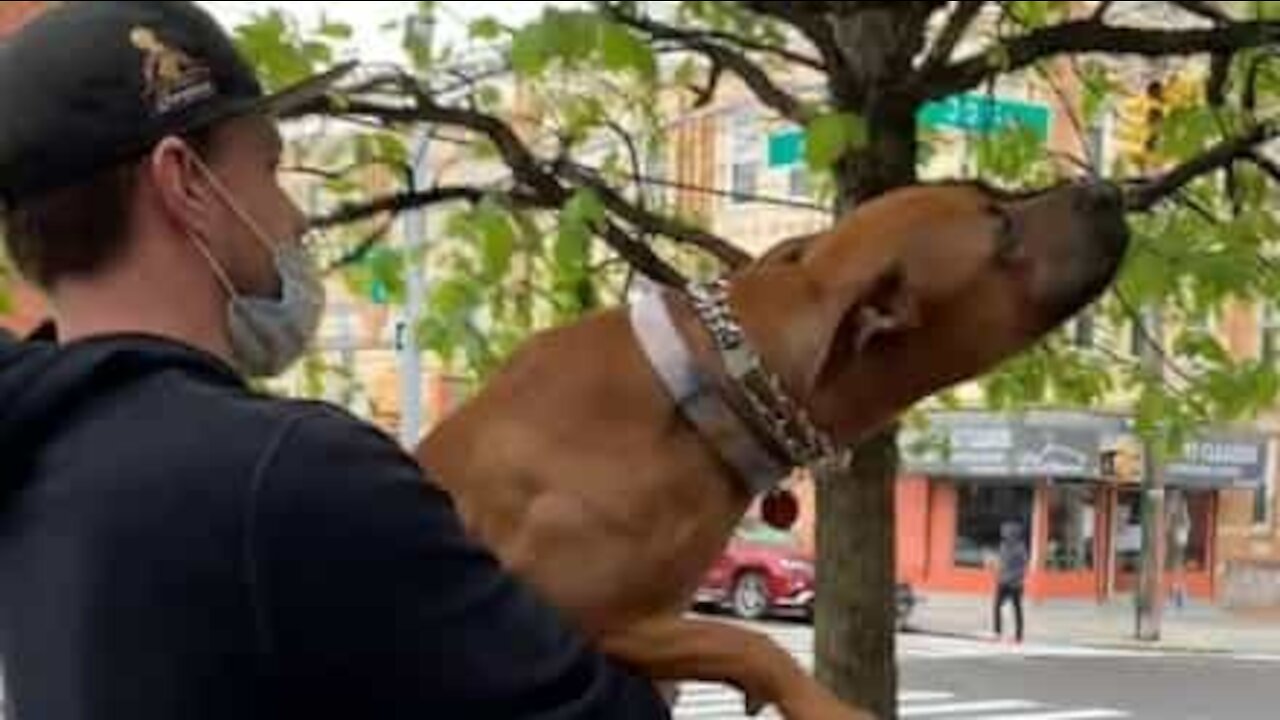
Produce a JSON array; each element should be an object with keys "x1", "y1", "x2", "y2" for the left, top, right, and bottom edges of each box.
[{"x1": 416, "y1": 180, "x2": 1129, "y2": 719}]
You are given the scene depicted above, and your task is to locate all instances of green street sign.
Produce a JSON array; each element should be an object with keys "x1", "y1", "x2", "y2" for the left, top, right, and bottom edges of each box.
[
  {"x1": 768, "y1": 128, "x2": 805, "y2": 169},
  {"x1": 919, "y1": 93, "x2": 1051, "y2": 140}
]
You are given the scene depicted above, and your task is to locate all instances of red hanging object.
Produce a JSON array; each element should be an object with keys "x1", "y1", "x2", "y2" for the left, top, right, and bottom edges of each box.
[{"x1": 761, "y1": 488, "x2": 799, "y2": 530}]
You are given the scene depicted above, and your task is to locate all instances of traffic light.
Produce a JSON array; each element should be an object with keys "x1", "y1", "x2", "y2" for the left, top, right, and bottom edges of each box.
[
  {"x1": 1114, "y1": 80, "x2": 1166, "y2": 172},
  {"x1": 1100, "y1": 437, "x2": 1143, "y2": 484},
  {"x1": 1113, "y1": 69, "x2": 1204, "y2": 173}
]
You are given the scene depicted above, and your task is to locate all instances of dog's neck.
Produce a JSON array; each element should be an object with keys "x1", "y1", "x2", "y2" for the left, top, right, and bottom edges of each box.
[{"x1": 629, "y1": 282, "x2": 842, "y2": 495}]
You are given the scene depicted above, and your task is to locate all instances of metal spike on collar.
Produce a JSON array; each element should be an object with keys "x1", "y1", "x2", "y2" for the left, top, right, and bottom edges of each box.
[{"x1": 687, "y1": 279, "x2": 839, "y2": 469}]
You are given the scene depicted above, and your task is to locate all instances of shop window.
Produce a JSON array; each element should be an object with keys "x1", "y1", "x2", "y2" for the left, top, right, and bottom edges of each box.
[
  {"x1": 1167, "y1": 490, "x2": 1212, "y2": 573},
  {"x1": 1116, "y1": 489, "x2": 1212, "y2": 576},
  {"x1": 1045, "y1": 484, "x2": 1096, "y2": 571},
  {"x1": 954, "y1": 483, "x2": 1033, "y2": 569}
]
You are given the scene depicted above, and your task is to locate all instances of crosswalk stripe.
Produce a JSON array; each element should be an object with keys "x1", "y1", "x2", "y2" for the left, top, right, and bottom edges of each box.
[
  {"x1": 899, "y1": 699, "x2": 1042, "y2": 717},
  {"x1": 900, "y1": 691, "x2": 958, "y2": 703},
  {"x1": 967, "y1": 710, "x2": 1130, "y2": 720}
]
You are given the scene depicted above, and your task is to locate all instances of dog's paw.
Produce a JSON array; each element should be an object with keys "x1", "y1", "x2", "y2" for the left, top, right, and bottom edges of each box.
[{"x1": 743, "y1": 694, "x2": 769, "y2": 717}]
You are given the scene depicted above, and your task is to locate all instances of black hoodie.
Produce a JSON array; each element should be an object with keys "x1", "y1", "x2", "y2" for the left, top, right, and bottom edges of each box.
[{"x1": 0, "y1": 332, "x2": 667, "y2": 719}]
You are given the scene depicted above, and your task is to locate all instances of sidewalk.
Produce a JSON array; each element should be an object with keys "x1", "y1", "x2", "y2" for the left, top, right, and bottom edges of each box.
[{"x1": 909, "y1": 591, "x2": 1280, "y2": 656}]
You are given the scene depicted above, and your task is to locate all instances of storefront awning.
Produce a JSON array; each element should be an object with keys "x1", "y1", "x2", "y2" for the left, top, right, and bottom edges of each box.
[{"x1": 900, "y1": 410, "x2": 1272, "y2": 490}]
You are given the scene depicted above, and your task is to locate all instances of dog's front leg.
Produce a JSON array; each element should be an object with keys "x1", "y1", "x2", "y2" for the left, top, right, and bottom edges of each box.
[{"x1": 598, "y1": 616, "x2": 874, "y2": 720}]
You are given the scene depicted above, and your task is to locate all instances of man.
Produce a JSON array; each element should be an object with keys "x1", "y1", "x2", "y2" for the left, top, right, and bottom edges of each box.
[
  {"x1": 0, "y1": 3, "x2": 669, "y2": 718},
  {"x1": 993, "y1": 521, "x2": 1028, "y2": 644}
]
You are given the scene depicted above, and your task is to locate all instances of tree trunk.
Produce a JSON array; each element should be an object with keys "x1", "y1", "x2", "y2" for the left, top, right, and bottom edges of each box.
[
  {"x1": 813, "y1": 430, "x2": 900, "y2": 719},
  {"x1": 814, "y1": 7, "x2": 927, "y2": 720}
]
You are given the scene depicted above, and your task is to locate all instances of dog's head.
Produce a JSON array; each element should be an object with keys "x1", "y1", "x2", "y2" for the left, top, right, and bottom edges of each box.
[{"x1": 731, "y1": 180, "x2": 1129, "y2": 444}]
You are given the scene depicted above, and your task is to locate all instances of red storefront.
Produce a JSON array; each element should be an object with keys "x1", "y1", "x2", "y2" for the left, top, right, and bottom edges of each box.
[
  {"x1": 895, "y1": 474, "x2": 1219, "y2": 603},
  {"x1": 890, "y1": 411, "x2": 1266, "y2": 604}
]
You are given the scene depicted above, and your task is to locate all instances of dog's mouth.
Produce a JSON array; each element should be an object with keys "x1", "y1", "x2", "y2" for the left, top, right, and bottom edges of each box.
[{"x1": 1014, "y1": 181, "x2": 1131, "y2": 325}]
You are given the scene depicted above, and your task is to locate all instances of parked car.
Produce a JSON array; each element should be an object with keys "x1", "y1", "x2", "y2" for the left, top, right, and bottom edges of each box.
[
  {"x1": 695, "y1": 519, "x2": 922, "y2": 629},
  {"x1": 695, "y1": 519, "x2": 815, "y2": 621}
]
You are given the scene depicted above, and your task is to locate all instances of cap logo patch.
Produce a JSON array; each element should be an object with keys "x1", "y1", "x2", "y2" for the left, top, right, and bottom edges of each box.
[{"x1": 130, "y1": 27, "x2": 216, "y2": 115}]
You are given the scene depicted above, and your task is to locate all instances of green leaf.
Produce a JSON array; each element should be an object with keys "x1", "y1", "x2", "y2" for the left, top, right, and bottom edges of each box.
[
  {"x1": 234, "y1": 10, "x2": 317, "y2": 90},
  {"x1": 470, "y1": 17, "x2": 505, "y2": 40},
  {"x1": 511, "y1": 22, "x2": 551, "y2": 77},
  {"x1": 371, "y1": 133, "x2": 409, "y2": 168},
  {"x1": 555, "y1": 220, "x2": 591, "y2": 276},
  {"x1": 563, "y1": 188, "x2": 607, "y2": 230},
  {"x1": 474, "y1": 201, "x2": 517, "y2": 281},
  {"x1": 973, "y1": 123, "x2": 1045, "y2": 183},
  {"x1": 599, "y1": 22, "x2": 657, "y2": 81},
  {"x1": 319, "y1": 19, "x2": 353, "y2": 41},
  {"x1": 805, "y1": 112, "x2": 868, "y2": 170}
]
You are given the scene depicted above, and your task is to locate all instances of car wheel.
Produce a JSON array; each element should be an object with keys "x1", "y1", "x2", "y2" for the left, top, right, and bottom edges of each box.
[{"x1": 730, "y1": 572, "x2": 771, "y2": 621}]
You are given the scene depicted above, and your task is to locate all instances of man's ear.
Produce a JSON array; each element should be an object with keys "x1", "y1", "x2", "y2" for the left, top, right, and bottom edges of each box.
[
  {"x1": 805, "y1": 264, "x2": 920, "y2": 393},
  {"x1": 148, "y1": 136, "x2": 215, "y2": 239}
]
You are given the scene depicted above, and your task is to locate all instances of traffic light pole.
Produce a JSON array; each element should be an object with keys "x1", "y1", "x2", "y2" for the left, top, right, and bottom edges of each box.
[{"x1": 1135, "y1": 306, "x2": 1166, "y2": 642}]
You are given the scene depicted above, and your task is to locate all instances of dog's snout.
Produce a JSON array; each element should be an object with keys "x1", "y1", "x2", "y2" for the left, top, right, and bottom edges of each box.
[{"x1": 1073, "y1": 180, "x2": 1123, "y2": 214}]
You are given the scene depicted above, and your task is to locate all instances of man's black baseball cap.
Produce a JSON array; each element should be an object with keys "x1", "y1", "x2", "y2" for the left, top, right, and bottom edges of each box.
[{"x1": 0, "y1": 1, "x2": 355, "y2": 204}]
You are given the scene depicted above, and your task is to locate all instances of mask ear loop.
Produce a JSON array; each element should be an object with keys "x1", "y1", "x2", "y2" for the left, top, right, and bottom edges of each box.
[
  {"x1": 186, "y1": 151, "x2": 281, "y2": 256},
  {"x1": 187, "y1": 232, "x2": 240, "y2": 300},
  {"x1": 184, "y1": 149, "x2": 326, "y2": 307}
]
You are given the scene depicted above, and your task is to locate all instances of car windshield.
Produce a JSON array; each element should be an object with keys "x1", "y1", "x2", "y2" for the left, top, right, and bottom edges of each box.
[{"x1": 735, "y1": 517, "x2": 799, "y2": 547}]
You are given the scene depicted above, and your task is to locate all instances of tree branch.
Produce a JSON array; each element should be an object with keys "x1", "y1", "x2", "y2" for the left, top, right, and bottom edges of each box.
[
  {"x1": 920, "y1": 1, "x2": 987, "y2": 75},
  {"x1": 691, "y1": 58, "x2": 726, "y2": 109},
  {"x1": 304, "y1": 73, "x2": 748, "y2": 282},
  {"x1": 646, "y1": 20, "x2": 826, "y2": 70},
  {"x1": 603, "y1": 5, "x2": 811, "y2": 123},
  {"x1": 736, "y1": 1, "x2": 844, "y2": 77},
  {"x1": 1124, "y1": 120, "x2": 1280, "y2": 211},
  {"x1": 921, "y1": 19, "x2": 1280, "y2": 100},
  {"x1": 599, "y1": 221, "x2": 687, "y2": 286},
  {"x1": 1090, "y1": 1, "x2": 1117, "y2": 22},
  {"x1": 1246, "y1": 149, "x2": 1280, "y2": 185},
  {"x1": 1169, "y1": 1, "x2": 1234, "y2": 25},
  {"x1": 309, "y1": 186, "x2": 541, "y2": 230},
  {"x1": 558, "y1": 161, "x2": 753, "y2": 268}
]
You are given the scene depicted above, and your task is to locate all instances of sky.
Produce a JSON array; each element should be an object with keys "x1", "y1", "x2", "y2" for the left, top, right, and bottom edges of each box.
[{"x1": 198, "y1": 1, "x2": 561, "y2": 65}]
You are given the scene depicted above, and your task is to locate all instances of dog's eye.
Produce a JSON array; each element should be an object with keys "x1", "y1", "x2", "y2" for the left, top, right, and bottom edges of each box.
[{"x1": 989, "y1": 205, "x2": 1020, "y2": 263}]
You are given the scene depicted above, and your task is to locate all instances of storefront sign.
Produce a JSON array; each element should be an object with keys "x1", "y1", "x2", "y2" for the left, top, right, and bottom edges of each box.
[
  {"x1": 1166, "y1": 434, "x2": 1270, "y2": 489},
  {"x1": 900, "y1": 411, "x2": 1123, "y2": 480},
  {"x1": 901, "y1": 412, "x2": 1273, "y2": 488}
]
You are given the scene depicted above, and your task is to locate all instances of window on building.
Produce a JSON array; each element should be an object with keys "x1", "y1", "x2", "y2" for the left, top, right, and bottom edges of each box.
[
  {"x1": 731, "y1": 162, "x2": 759, "y2": 203},
  {"x1": 954, "y1": 483, "x2": 1034, "y2": 569},
  {"x1": 1069, "y1": 310, "x2": 1096, "y2": 350},
  {"x1": 788, "y1": 166, "x2": 810, "y2": 199},
  {"x1": 1254, "y1": 441, "x2": 1276, "y2": 528},
  {"x1": 727, "y1": 110, "x2": 760, "y2": 204},
  {"x1": 643, "y1": 145, "x2": 669, "y2": 208},
  {"x1": 1045, "y1": 484, "x2": 1096, "y2": 571},
  {"x1": 1260, "y1": 302, "x2": 1280, "y2": 365}
]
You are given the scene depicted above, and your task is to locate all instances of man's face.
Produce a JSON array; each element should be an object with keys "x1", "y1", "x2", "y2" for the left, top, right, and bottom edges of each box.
[{"x1": 196, "y1": 114, "x2": 306, "y2": 299}]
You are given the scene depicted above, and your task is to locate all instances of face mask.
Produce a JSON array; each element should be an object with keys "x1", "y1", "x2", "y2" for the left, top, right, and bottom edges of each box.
[{"x1": 186, "y1": 156, "x2": 326, "y2": 378}]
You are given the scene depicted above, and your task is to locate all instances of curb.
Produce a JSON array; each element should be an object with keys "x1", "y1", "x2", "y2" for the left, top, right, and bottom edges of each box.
[{"x1": 908, "y1": 627, "x2": 1248, "y2": 657}]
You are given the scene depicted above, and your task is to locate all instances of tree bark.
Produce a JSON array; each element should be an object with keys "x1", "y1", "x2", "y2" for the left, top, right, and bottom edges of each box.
[
  {"x1": 814, "y1": 8, "x2": 926, "y2": 720},
  {"x1": 814, "y1": 430, "x2": 900, "y2": 719}
]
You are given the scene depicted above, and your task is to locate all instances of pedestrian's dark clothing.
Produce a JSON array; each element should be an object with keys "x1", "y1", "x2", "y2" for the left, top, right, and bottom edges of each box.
[
  {"x1": 0, "y1": 333, "x2": 669, "y2": 720},
  {"x1": 993, "y1": 522, "x2": 1028, "y2": 642}
]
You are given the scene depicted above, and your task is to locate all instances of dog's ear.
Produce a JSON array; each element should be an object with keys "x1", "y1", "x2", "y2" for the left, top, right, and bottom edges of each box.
[
  {"x1": 852, "y1": 266, "x2": 920, "y2": 353},
  {"x1": 757, "y1": 233, "x2": 819, "y2": 266},
  {"x1": 804, "y1": 262, "x2": 920, "y2": 394}
]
